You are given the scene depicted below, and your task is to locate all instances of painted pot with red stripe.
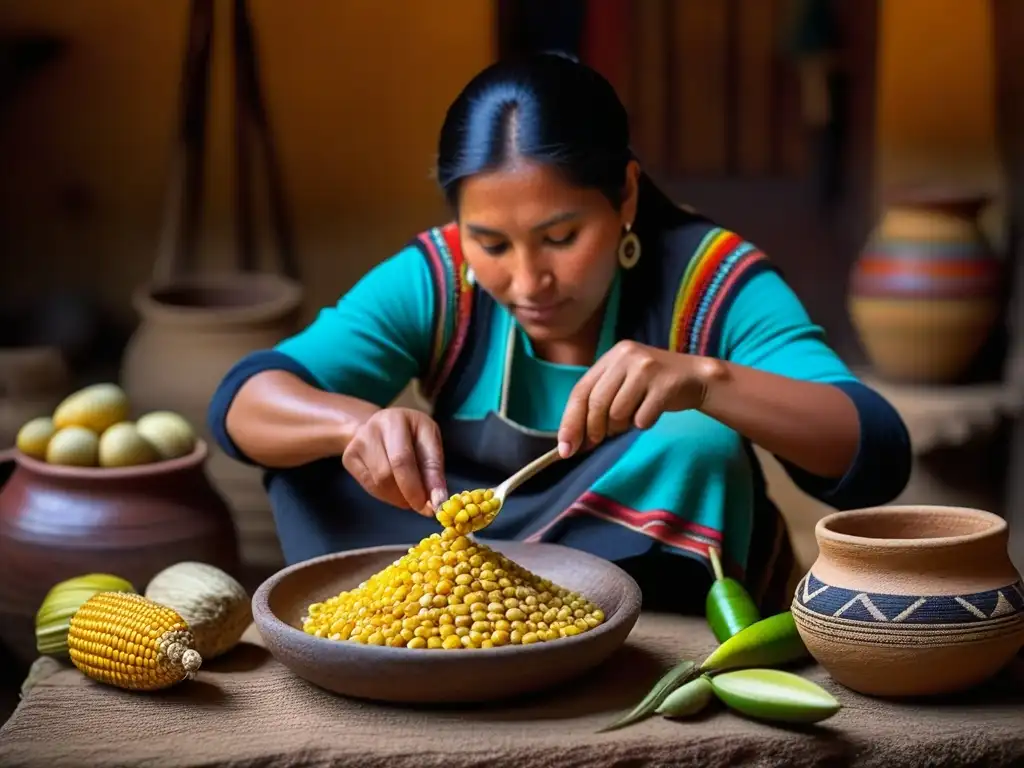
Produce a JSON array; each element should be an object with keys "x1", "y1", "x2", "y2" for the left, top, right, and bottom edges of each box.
[{"x1": 848, "y1": 189, "x2": 1003, "y2": 383}]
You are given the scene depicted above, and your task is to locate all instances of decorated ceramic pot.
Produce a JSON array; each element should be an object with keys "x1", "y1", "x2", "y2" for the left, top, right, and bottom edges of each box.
[
  {"x1": 848, "y1": 188, "x2": 1002, "y2": 383},
  {"x1": 792, "y1": 505, "x2": 1024, "y2": 697}
]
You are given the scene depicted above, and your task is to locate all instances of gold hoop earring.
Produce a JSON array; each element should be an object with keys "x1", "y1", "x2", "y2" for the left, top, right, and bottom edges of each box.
[{"x1": 618, "y1": 224, "x2": 641, "y2": 269}]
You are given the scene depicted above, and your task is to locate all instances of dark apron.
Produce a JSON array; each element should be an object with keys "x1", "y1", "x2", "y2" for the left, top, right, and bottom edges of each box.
[
  {"x1": 265, "y1": 205, "x2": 795, "y2": 615},
  {"x1": 266, "y1": 287, "x2": 717, "y2": 614}
]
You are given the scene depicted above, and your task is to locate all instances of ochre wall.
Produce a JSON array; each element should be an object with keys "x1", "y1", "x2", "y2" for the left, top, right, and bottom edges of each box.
[
  {"x1": 0, "y1": 0, "x2": 494, "y2": 325},
  {"x1": 875, "y1": 0, "x2": 1003, "y2": 206},
  {"x1": 1, "y1": 0, "x2": 1003, "y2": 326}
]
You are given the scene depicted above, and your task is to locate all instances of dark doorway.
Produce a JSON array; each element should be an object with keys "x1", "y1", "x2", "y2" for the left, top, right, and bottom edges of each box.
[{"x1": 495, "y1": 0, "x2": 880, "y2": 362}]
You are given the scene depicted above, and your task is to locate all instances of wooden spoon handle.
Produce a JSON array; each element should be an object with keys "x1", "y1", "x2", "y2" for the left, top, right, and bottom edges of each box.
[{"x1": 496, "y1": 447, "x2": 563, "y2": 499}]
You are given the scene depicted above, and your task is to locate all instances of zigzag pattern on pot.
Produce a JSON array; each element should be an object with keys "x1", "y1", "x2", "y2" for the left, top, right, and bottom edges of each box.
[{"x1": 795, "y1": 573, "x2": 1024, "y2": 624}]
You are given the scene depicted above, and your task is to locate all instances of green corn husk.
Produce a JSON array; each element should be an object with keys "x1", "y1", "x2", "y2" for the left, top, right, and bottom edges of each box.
[
  {"x1": 656, "y1": 674, "x2": 716, "y2": 719},
  {"x1": 700, "y1": 611, "x2": 807, "y2": 673},
  {"x1": 598, "y1": 659, "x2": 698, "y2": 732},
  {"x1": 708, "y1": 668, "x2": 841, "y2": 724},
  {"x1": 35, "y1": 573, "x2": 136, "y2": 658}
]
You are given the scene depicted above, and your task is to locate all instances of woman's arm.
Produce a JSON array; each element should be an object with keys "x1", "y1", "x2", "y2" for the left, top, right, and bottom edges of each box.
[
  {"x1": 207, "y1": 245, "x2": 437, "y2": 469},
  {"x1": 557, "y1": 257, "x2": 909, "y2": 508},
  {"x1": 222, "y1": 366, "x2": 378, "y2": 468},
  {"x1": 697, "y1": 360, "x2": 859, "y2": 478},
  {"x1": 711, "y1": 269, "x2": 912, "y2": 508}
]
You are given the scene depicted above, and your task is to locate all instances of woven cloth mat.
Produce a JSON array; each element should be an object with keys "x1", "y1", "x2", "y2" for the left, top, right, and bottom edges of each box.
[{"x1": 3, "y1": 614, "x2": 1024, "y2": 768}]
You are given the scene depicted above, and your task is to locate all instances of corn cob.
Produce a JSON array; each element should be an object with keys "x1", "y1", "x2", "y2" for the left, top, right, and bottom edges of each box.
[{"x1": 68, "y1": 591, "x2": 203, "y2": 691}]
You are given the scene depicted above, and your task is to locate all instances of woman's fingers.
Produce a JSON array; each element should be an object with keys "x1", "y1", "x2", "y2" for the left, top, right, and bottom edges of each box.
[
  {"x1": 342, "y1": 409, "x2": 449, "y2": 516},
  {"x1": 560, "y1": 342, "x2": 667, "y2": 455},
  {"x1": 559, "y1": 359, "x2": 607, "y2": 457},
  {"x1": 412, "y1": 415, "x2": 448, "y2": 511},
  {"x1": 343, "y1": 426, "x2": 406, "y2": 508},
  {"x1": 584, "y1": 365, "x2": 629, "y2": 447},
  {"x1": 382, "y1": 417, "x2": 430, "y2": 514},
  {"x1": 607, "y1": 367, "x2": 650, "y2": 435},
  {"x1": 633, "y1": 381, "x2": 671, "y2": 430}
]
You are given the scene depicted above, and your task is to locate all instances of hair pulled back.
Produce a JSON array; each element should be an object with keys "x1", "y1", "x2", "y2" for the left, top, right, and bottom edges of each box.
[{"x1": 437, "y1": 53, "x2": 633, "y2": 209}]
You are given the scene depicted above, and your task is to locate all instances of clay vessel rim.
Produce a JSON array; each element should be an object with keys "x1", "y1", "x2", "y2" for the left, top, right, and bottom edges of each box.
[
  {"x1": 132, "y1": 274, "x2": 303, "y2": 327},
  {"x1": 816, "y1": 505, "x2": 1005, "y2": 549},
  {"x1": 6, "y1": 439, "x2": 208, "y2": 480}
]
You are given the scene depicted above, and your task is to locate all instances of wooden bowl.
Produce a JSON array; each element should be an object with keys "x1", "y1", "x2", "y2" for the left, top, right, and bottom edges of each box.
[{"x1": 251, "y1": 540, "x2": 642, "y2": 704}]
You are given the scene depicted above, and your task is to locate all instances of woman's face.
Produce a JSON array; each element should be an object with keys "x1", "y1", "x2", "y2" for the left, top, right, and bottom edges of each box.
[{"x1": 457, "y1": 159, "x2": 639, "y2": 347}]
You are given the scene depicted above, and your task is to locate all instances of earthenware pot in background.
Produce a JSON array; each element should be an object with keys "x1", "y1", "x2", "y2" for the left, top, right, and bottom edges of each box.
[
  {"x1": 119, "y1": 275, "x2": 303, "y2": 567},
  {"x1": 791, "y1": 505, "x2": 1024, "y2": 698},
  {"x1": 848, "y1": 189, "x2": 1003, "y2": 383},
  {"x1": 0, "y1": 440, "x2": 239, "y2": 667}
]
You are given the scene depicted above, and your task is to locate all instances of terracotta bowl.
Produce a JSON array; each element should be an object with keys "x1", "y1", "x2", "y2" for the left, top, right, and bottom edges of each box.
[
  {"x1": 791, "y1": 505, "x2": 1024, "y2": 698},
  {"x1": 252, "y1": 540, "x2": 642, "y2": 704}
]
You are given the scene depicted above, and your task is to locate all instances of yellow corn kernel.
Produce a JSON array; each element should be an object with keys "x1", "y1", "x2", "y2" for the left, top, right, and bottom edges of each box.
[
  {"x1": 67, "y1": 591, "x2": 202, "y2": 691},
  {"x1": 435, "y1": 489, "x2": 503, "y2": 534},
  {"x1": 302, "y1": 492, "x2": 604, "y2": 650}
]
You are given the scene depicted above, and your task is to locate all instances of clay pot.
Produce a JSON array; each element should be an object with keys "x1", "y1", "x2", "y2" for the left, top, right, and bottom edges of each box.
[
  {"x1": 0, "y1": 440, "x2": 239, "y2": 667},
  {"x1": 120, "y1": 274, "x2": 303, "y2": 567},
  {"x1": 848, "y1": 189, "x2": 1002, "y2": 383},
  {"x1": 0, "y1": 346, "x2": 70, "y2": 447},
  {"x1": 791, "y1": 505, "x2": 1024, "y2": 698}
]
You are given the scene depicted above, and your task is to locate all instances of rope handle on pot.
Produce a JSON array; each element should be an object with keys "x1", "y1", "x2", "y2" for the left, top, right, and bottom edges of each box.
[{"x1": 150, "y1": 0, "x2": 299, "y2": 287}]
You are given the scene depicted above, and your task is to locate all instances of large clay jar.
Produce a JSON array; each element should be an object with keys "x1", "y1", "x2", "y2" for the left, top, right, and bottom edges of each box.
[
  {"x1": 120, "y1": 274, "x2": 303, "y2": 567},
  {"x1": 0, "y1": 440, "x2": 239, "y2": 667},
  {"x1": 848, "y1": 189, "x2": 1002, "y2": 383},
  {"x1": 791, "y1": 505, "x2": 1024, "y2": 698}
]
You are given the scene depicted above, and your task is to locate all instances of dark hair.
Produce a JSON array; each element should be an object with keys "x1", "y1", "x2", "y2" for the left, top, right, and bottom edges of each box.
[{"x1": 437, "y1": 53, "x2": 634, "y2": 209}]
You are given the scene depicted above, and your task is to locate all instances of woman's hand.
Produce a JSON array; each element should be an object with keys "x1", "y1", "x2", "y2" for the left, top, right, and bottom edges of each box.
[
  {"x1": 342, "y1": 407, "x2": 448, "y2": 516},
  {"x1": 557, "y1": 341, "x2": 722, "y2": 457}
]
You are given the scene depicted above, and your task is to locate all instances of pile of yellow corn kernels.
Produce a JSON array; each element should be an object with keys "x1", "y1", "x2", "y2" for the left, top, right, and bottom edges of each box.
[{"x1": 302, "y1": 490, "x2": 605, "y2": 649}]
